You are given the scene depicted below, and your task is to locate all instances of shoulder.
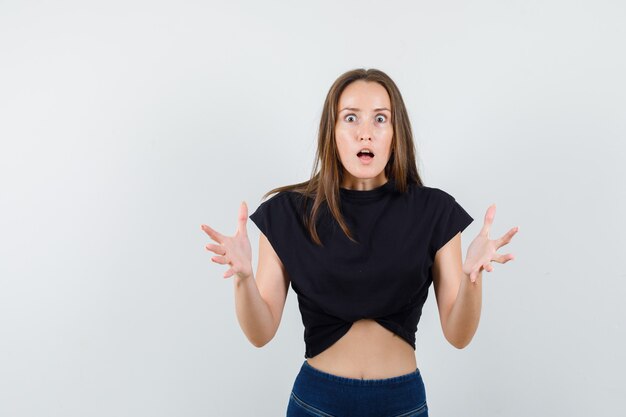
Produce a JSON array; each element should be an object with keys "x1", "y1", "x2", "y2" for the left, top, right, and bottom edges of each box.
[
  {"x1": 251, "y1": 190, "x2": 311, "y2": 220},
  {"x1": 258, "y1": 190, "x2": 291, "y2": 206},
  {"x1": 258, "y1": 189, "x2": 309, "y2": 208},
  {"x1": 403, "y1": 182, "x2": 455, "y2": 205},
  {"x1": 415, "y1": 184, "x2": 452, "y2": 197}
]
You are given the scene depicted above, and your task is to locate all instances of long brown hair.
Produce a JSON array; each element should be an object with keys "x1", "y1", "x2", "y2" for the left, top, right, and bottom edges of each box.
[{"x1": 258, "y1": 68, "x2": 423, "y2": 246}]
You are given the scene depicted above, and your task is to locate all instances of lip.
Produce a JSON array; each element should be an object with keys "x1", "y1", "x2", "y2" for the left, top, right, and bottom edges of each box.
[
  {"x1": 356, "y1": 149, "x2": 375, "y2": 156},
  {"x1": 357, "y1": 153, "x2": 374, "y2": 165}
]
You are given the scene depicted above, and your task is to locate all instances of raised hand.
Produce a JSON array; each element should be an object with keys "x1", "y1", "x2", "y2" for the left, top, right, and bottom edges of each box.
[
  {"x1": 463, "y1": 204, "x2": 518, "y2": 283},
  {"x1": 201, "y1": 201, "x2": 253, "y2": 280}
]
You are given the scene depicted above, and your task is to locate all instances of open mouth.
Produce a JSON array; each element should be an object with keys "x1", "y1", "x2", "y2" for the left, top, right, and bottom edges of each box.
[{"x1": 357, "y1": 150, "x2": 374, "y2": 161}]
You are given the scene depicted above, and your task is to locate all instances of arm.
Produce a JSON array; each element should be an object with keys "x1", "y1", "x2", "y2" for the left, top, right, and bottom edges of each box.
[
  {"x1": 233, "y1": 232, "x2": 290, "y2": 348},
  {"x1": 432, "y1": 232, "x2": 482, "y2": 349},
  {"x1": 432, "y1": 204, "x2": 518, "y2": 349},
  {"x1": 203, "y1": 202, "x2": 291, "y2": 348}
]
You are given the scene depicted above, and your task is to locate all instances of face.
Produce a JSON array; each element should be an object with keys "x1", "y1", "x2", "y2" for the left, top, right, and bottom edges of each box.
[{"x1": 335, "y1": 80, "x2": 393, "y2": 190}]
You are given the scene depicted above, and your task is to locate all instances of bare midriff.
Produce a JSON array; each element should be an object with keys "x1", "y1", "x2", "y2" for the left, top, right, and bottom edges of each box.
[{"x1": 306, "y1": 318, "x2": 418, "y2": 380}]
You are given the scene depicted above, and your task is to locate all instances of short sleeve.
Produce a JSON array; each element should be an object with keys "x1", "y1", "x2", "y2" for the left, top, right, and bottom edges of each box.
[
  {"x1": 248, "y1": 192, "x2": 295, "y2": 265},
  {"x1": 249, "y1": 200, "x2": 270, "y2": 240},
  {"x1": 431, "y1": 193, "x2": 474, "y2": 254},
  {"x1": 249, "y1": 197, "x2": 278, "y2": 250}
]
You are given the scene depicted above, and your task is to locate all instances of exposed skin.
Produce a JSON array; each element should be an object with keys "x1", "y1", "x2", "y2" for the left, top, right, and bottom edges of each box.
[
  {"x1": 334, "y1": 80, "x2": 393, "y2": 191},
  {"x1": 201, "y1": 80, "x2": 519, "y2": 380}
]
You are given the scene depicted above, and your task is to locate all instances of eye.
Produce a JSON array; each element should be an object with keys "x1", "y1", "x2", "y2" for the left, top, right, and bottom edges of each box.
[
  {"x1": 345, "y1": 114, "x2": 356, "y2": 122},
  {"x1": 376, "y1": 114, "x2": 387, "y2": 123}
]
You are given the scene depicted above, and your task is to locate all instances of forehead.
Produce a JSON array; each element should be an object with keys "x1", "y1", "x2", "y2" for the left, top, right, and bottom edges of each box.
[{"x1": 338, "y1": 80, "x2": 391, "y2": 109}]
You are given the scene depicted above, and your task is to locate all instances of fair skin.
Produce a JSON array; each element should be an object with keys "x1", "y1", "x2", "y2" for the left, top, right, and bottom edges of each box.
[
  {"x1": 334, "y1": 80, "x2": 393, "y2": 192},
  {"x1": 201, "y1": 80, "x2": 518, "y2": 379}
]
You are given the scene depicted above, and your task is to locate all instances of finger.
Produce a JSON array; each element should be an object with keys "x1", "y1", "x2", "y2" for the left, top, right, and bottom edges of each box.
[
  {"x1": 201, "y1": 224, "x2": 226, "y2": 244},
  {"x1": 205, "y1": 243, "x2": 226, "y2": 256},
  {"x1": 495, "y1": 226, "x2": 519, "y2": 248},
  {"x1": 237, "y1": 201, "x2": 249, "y2": 238},
  {"x1": 492, "y1": 253, "x2": 515, "y2": 264},
  {"x1": 479, "y1": 204, "x2": 496, "y2": 238},
  {"x1": 211, "y1": 255, "x2": 229, "y2": 265},
  {"x1": 468, "y1": 262, "x2": 482, "y2": 277},
  {"x1": 469, "y1": 264, "x2": 481, "y2": 282},
  {"x1": 224, "y1": 268, "x2": 234, "y2": 279}
]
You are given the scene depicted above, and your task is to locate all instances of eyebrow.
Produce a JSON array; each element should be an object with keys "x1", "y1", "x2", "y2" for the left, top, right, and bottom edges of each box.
[{"x1": 339, "y1": 107, "x2": 391, "y2": 113}]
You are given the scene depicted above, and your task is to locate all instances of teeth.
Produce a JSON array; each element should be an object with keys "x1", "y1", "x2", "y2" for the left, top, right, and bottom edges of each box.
[{"x1": 359, "y1": 149, "x2": 372, "y2": 154}]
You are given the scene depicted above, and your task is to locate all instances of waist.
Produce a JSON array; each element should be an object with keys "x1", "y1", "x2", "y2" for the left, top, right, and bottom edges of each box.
[{"x1": 306, "y1": 319, "x2": 418, "y2": 379}]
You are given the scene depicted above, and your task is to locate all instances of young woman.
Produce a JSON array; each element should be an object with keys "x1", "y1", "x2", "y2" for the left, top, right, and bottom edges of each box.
[{"x1": 201, "y1": 68, "x2": 518, "y2": 416}]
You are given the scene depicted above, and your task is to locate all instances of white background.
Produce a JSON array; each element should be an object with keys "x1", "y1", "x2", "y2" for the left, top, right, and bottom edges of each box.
[{"x1": 1, "y1": 0, "x2": 624, "y2": 415}]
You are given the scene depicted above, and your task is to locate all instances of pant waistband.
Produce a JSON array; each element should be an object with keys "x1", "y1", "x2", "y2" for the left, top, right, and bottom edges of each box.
[{"x1": 301, "y1": 360, "x2": 421, "y2": 386}]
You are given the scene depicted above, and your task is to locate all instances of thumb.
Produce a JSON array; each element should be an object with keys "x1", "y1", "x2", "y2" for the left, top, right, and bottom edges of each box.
[
  {"x1": 480, "y1": 203, "x2": 496, "y2": 237},
  {"x1": 237, "y1": 200, "x2": 248, "y2": 237}
]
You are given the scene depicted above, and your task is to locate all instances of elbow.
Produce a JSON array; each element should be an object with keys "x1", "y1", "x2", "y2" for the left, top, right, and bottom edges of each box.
[
  {"x1": 443, "y1": 323, "x2": 477, "y2": 349},
  {"x1": 451, "y1": 339, "x2": 471, "y2": 349},
  {"x1": 249, "y1": 332, "x2": 275, "y2": 348},
  {"x1": 250, "y1": 336, "x2": 270, "y2": 348},
  {"x1": 251, "y1": 311, "x2": 280, "y2": 348},
  {"x1": 246, "y1": 319, "x2": 278, "y2": 348},
  {"x1": 446, "y1": 333, "x2": 474, "y2": 349}
]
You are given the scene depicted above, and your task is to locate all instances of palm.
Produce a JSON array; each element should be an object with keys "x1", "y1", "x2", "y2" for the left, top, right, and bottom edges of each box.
[
  {"x1": 201, "y1": 201, "x2": 253, "y2": 279},
  {"x1": 463, "y1": 204, "x2": 518, "y2": 282}
]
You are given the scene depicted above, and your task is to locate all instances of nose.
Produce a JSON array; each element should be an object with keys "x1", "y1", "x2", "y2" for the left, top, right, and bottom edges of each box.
[{"x1": 358, "y1": 123, "x2": 373, "y2": 141}]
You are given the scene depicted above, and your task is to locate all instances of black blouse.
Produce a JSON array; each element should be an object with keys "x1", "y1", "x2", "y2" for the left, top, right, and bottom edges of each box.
[{"x1": 249, "y1": 178, "x2": 474, "y2": 359}]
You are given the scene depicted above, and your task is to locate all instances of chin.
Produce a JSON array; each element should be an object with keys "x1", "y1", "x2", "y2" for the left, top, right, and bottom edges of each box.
[{"x1": 346, "y1": 168, "x2": 385, "y2": 179}]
